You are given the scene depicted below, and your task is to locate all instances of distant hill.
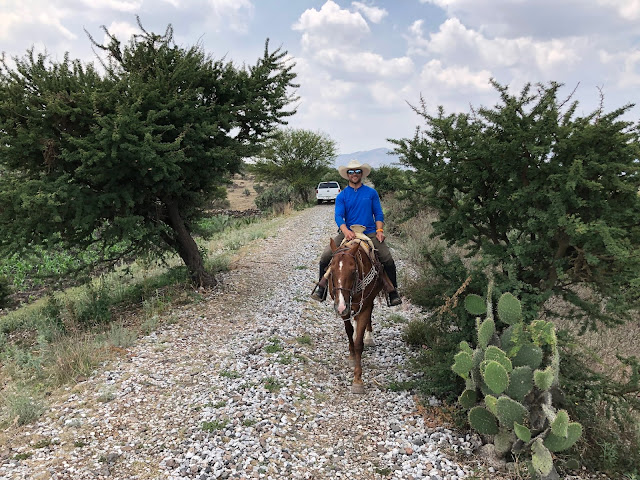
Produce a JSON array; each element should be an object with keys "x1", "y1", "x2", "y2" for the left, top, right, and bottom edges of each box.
[{"x1": 334, "y1": 148, "x2": 404, "y2": 169}]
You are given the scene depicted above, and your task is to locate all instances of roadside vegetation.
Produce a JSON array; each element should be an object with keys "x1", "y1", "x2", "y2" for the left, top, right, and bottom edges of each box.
[
  {"x1": 0, "y1": 210, "x2": 283, "y2": 428},
  {"x1": 385, "y1": 81, "x2": 640, "y2": 478}
]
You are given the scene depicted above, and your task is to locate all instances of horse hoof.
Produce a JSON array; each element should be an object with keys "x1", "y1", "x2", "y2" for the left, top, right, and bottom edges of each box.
[
  {"x1": 351, "y1": 383, "x2": 365, "y2": 394},
  {"x1": 364, "y1": 331, "x2": 375, "y2": 347}
]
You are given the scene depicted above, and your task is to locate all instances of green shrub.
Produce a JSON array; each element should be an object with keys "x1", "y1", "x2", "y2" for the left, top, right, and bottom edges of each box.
[
  {"x1": 255, "y1": 181, "x2": 296, "y2": 211},
  {"x1": 0, "y1": 275, "x2": 12, "y2": 308},
  {"x1": 453, "y1": 287, "x2": 582, "y2": 478},
  {"x1": 559, "y1": 330, "x2": 640, "y2": 475}
]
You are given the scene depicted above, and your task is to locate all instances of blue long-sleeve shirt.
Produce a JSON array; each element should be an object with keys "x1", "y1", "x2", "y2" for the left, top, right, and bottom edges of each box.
[{"x1": 334, "y1": 184, "x2": 384, "y2": 235}]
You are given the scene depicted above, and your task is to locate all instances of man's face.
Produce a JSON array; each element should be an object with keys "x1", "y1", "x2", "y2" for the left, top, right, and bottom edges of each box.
[{"x1": 347, "y1": 169, "x2": 363, "y2": 184}]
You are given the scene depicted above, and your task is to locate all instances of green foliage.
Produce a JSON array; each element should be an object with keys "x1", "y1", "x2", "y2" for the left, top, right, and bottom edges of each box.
[
  {"x1": 497, "y1": 292, "x2": 522, "y2": 325},
  {"x1": 496, "y1": 395, "x2": 529, "y2": 428},
  {"x1": 544, "y1": 423, "x2": 583, "y2": 452},
  {"x1": 483, "y1": 361, "x2": 510, "y2": 395},
  {"x1": 464, "y1": 294, "x2": 486, "y2": 316},
  {"x1": 249, "y1": 128, "x2": 337, "y2": 204},
  {"x1": 551, "y1": 409, "x2": 570, "y2": 438},
  {"x1": 0, "y1": 275, "x2": 11, "y2": 308},
  {"x1": 458, "y1": 389, "x2": 477, "y2": 409},
  {"x1": 559, "y1": 331, "x2": 640, "y2": 474},
  {"x1": 513, "y1": 343, "x2": 544, "y2": 369},
  {"x1": 391, "y1": 80, "x2": 640, "y2": 330},
  {"x1": 254, "y1": 181, "x2": 296, "y2": 211},
  {"x1": 532, "y1": 438, "x2": 554, "y2": 477},
  {"x1": 477, "y1": 317, "x2": 495, "y2": 349},
  {"x1": 534, "y1": 366, "x2": 555, "y2": 391},
  {"x1": 452, "y1": 289, "x2": 581, "y2": 476},
  {"x1": 452, "y1": 351, "x2": 473, "y2": 378},
  {"x1": 0, "y1": 22, "x2": 298, "y2": 287},
  {"x1": 505, "y1": 366, "x2": 534, "y2": 402},
  {"x1": 367, "y1": 165, "x2": 409, "y2": 198},
  {"x1": 468, "y1": 406, "x2": 499, "y2": 435},
  {"x1": 515, "y1": 422, "x2": 532, "y2": 442}
]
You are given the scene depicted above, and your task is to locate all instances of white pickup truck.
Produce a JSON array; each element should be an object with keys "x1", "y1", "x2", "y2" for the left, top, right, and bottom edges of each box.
[{"x1": 316, "y1": 181, "x2": 341, "y2": 204}]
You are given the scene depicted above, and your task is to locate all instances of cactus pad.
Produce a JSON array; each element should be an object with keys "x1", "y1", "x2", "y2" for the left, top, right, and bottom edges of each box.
[
  {"x1": 459, "y1": 340, "x2": 473, "y2": 355},
  {"x1": 452, "y1": 351, "x2": 473, "y2": 377},
  {"x1": 544, "y1": 422, "x2": 582, "y2": 452},
  {"x1": 494, "y1": 430, "x2": 516, "y2": 454},
  {"x1": 468, "y1": 406, "x2": 499, "y2": 435},
  {"x1": 514, "y1": 422, "x2": 532, "y2": 442},
  {"x1": 464, "y1": 294, "x2": 486, "y2": 315},
  {"x1": 484, "y1": 394, "x2": 498, "y2": 415},
  {"x1": 551, "y1": 410, "x2": 569, "y2": 438},
  {"x1": 458, "y1": 389, "x2": 477, "y2": 409},
  {"x1": 534, "y1": 366, "x2": 555, "y2": 391},
  {"x1": 497, "y1": 292, "x2": 523, "y2": 325},
  {"x1": 477, "y1": 317, "x2": 495, "y2": 349},
  {"x1": 496, "y1": 395, "x2": 529, "y2": 428},
  {"x1": 505, "y1": 366, "x2": 534, "y2": 402},
  {"x1": 483, "y1": 360, "x2": 510, "y2": 395},
  {"x1": 512, "y1": 342, "x2": 543, "y2": 369},
  {"x1": 531, "y1": 438, "x2": 553, "y2": 476},
  {"x1": 484, "y1": 345, "x2": 513, "y2": 372}
]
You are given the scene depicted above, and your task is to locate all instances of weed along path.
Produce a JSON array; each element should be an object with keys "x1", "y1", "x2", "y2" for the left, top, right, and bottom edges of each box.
[{"x1": 1, "y1": 205, "x2": 478, "y2": 480}]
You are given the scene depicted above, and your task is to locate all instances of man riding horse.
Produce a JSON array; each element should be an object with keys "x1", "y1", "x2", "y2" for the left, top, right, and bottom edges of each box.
[{"x1": 311, "y1": 159, "x2": 402, "y2": 307}]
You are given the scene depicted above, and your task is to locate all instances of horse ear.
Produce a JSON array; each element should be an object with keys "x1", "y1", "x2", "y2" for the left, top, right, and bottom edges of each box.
[
  {"x1": 349, "y1": 241, "x2": 360, "y2": 255},
  {"x1": 330, "y1": 237, "x2": 337, "y2": 252}
]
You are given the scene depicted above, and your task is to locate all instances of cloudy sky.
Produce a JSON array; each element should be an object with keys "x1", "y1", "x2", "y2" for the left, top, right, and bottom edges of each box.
[{"x1": 2, "y1": 0, "x2": 639, "y2": 154}]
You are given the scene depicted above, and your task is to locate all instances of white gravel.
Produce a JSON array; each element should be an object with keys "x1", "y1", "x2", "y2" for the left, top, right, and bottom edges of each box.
[{"x1": 0, "y1": 204, "x2": 481, "y2": 480}]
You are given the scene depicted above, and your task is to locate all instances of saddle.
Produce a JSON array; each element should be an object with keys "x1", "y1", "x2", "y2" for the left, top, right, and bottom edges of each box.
[{"x1": 324, "y1": 225, "x2": 394, "y2": 293}]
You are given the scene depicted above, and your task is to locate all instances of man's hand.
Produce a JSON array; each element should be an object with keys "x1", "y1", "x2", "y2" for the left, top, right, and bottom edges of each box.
[
  {"x1": 344, "y1": 229, "x2": 356, "y2": 241},
  {"x1": 376, "y1": 231, "x2": 385, "y2": 243}
]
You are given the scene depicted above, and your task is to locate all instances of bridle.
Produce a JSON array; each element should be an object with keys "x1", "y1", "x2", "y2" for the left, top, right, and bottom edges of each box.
[{"x1": 329, "y1": 242, "x2": 379, "y2": 317}]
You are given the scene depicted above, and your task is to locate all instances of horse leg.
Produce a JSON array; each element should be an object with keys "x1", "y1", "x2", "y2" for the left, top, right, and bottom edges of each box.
[
  {"x1": 364, "y1": 316, "x2": 375, "y2": 347},
  {"x1": 344, "y1": 319, "x2": 356, "y2": 368},
  {"x1": 351, "y1": 307, "x2": 372, "y2": 394}
]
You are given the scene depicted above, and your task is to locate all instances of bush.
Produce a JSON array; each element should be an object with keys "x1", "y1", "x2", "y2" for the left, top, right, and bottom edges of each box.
[
  {"x1": 559, "y1": 330, "x2": 640, "y2": 475},
  {"x1": 255, "y1": 181, "x2": 297, "y2": 211},
  {"x1": 0, "y1": 275, "x2": 11, "y2": 308}
]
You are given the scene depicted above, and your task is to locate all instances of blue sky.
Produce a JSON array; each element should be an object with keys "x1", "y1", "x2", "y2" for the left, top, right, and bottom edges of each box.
[{"x1": 2, "y1": 0, "x2": 639, "y2": 154}]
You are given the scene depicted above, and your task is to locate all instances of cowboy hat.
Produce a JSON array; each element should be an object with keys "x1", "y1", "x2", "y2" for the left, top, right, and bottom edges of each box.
[{"x1": 338, "y1": 159, "x2": 372, "y2": 180}]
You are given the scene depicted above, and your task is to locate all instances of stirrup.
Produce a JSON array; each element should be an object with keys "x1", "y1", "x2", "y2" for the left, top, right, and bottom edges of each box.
[
  {"x1": 311, "y1": 284, "x2": 327, "y2": 302},
  {"x1": 387, "y1": 290, "x2": 402, "y2": 307}
]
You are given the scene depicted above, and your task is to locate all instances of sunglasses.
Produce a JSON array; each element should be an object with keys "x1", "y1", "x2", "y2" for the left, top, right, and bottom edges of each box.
[{"x1": 347, "y1": 169, "x2": 363, "y2": 175}]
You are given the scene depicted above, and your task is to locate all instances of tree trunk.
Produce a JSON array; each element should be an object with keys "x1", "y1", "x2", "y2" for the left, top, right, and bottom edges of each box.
[{"x1": 164, "y1": 199, "x2": 216, "y2": 288}]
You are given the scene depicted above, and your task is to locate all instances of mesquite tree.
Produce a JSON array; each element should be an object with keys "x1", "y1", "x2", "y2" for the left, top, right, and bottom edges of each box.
[
  {"x1": 0, "y1": 22, "x2": 298, "y2": 286},
  {"x1": 390, "y1": 80, "x2": 640, "y2": 329}
]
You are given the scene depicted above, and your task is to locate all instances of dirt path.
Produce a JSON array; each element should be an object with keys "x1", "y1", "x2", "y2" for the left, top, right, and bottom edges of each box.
[{"x1": 1, "y1": 205, "x2": 476, "y2": 480}]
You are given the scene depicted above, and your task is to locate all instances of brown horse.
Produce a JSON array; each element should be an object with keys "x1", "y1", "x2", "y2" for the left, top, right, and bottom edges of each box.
[{"x1": 327, "y1": 237, "x2": 384, "y2": 393}]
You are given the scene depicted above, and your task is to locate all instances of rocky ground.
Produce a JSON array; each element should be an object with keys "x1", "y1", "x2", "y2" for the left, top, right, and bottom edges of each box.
[{"x1": 0, "y1": 205, "x2": 608, "y2": 480}]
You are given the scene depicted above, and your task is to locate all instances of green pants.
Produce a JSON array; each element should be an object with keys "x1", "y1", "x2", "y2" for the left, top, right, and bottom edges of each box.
[{"x1": 319, "y1": 231, "x2": 394, "y2": 265}]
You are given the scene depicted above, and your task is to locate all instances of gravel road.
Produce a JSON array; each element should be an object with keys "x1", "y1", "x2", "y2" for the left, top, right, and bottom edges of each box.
[{"x1": 1, "y1": 205, "x2": 480, "y2": 480}]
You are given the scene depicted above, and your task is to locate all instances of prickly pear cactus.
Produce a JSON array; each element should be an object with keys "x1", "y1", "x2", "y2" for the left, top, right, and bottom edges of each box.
[{"x1": 452, "y1": 286, "x2": 582, "y2": 479}]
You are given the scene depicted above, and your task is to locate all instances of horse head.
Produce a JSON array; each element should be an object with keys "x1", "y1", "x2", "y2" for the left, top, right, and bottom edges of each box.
[{"x1": 329, "y1": 239, "x2": 361, "y2": 317}]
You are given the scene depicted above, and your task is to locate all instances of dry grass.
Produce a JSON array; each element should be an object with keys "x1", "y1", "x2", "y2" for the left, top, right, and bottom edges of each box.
[{"x1": 226, "y1": 174, "x2": 258, "y2": 210}]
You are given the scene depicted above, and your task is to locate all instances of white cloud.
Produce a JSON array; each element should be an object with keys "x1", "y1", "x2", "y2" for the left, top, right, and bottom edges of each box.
[
  {"x1": 596, "y1": 0, "x2": 640, "y2": 20},
  {"x1": 408, "y1": 18, "x2": 585, "y2": 74},
  {"x1": 79, "y1": 0, "x2": 142, "y2": 12},
  {"x1": 103, "y1": 21, "x2": 140, "y2": 44},
  {"x1": 207, "y1": 0, "x2": 254, "y2": 34},
  {"x1": 0, "y1": 3, "x2": 76, "y2": 41},
  {"x1": 293, "y1": 0, "x2": 370, "y2": 50},
  {"x1": 351, "y1": 2, "x2": 388, "y2": 24},
  {"x1": 420, "y1": 59, "x2": 492, "y2": 92},
  {"x1": 315, "y1": 49, "x2": 414, "y2": 78}
]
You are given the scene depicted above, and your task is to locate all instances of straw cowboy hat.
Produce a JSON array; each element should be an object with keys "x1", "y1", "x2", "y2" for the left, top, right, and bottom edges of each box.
[{"x1": 338, "y1": 159, "x2": 372, "y2": 180}]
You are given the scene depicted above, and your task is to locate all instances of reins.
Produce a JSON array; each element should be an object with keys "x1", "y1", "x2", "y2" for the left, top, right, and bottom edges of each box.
[{"x1": 329, "y1": 241, "x2": 379, "y2": 318}]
